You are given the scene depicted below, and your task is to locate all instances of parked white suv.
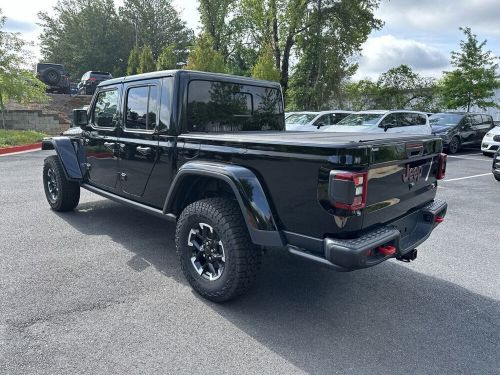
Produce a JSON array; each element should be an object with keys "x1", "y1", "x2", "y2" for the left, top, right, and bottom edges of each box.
[
  {"x1": 481, "y1": 125, "x2": 500, "y2": 156},
  {"x1": 319, "y1": 110, "x2": 432, "y2": 135},
  {"x1": 285, "y1": 110, "x2": 353, "y2": 131}
]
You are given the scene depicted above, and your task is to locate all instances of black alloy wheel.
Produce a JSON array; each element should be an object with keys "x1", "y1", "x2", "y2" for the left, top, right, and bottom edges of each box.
[
  {"x1": 448, "y1": 136, "x2": 460, "y2": 154},
  {"x1": 188, "y1": 222, "x2": 226, "y2": 281}
]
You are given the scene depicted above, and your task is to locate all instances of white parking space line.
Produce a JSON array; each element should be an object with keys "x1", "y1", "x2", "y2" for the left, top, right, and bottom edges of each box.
[
  {"x1": 447, "y1": 155, "x2": 492, "y2": 162},
  {"x1": 443, "y1": 173, "x2": 493, "y2": 182}
]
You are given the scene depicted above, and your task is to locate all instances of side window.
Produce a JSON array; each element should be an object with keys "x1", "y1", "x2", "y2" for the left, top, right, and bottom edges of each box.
[
  {"x1": 158, "y1": 77, "x2": 174, "y2": 132},
  {"x1": 125, "y1": 85, "x2": 158, "y2": 132},
  {"x1": 91, "y1": 89, "x2": 118, "y2": 128},
  {"x1": 187, "y1": 80, "x2": 284, "y2": 132},
  {"x1": 333, "y1": 113, "x2": 348, "y2": 124},
  {"x1": 381, "y1": 114, "x2": 397, "y2": 127},
  {"x1": 314, "y1": 114, "x2": 330, "y2": 126},
  {"x1": 482, "y1": 115, "x2": 493, "y2": 126},
  {"x1": 472, "y1": 114, "x2": 482, "y2": 126},
  {"x1": 412, "y1": 114, "x2": 427, "y2": 126}
]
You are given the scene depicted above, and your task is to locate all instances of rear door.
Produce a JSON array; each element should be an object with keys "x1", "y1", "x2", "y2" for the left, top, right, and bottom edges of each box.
[
  {"x1": 85, "y1": 86, "x2": 121, "y2": 191},
  {"x1": 116, "y1": 79, "x2": 160, "y2": 198},
  {"x1": 459, "y1": 115, "x2": 475, "y2": 145}
]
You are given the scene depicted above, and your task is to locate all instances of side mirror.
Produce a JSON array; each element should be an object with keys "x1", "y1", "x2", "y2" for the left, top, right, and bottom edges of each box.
[
  {"x1": 73, "y1": 109, "x2": 89, "y2": 130},
  {"x1": 316, "y1": 121, "x2": 326, "y2": 128}
]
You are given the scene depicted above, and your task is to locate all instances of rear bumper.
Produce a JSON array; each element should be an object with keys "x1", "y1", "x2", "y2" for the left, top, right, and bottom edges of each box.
[{"x1": 287, "y1": 199, "x2": 447, "y2": 271}]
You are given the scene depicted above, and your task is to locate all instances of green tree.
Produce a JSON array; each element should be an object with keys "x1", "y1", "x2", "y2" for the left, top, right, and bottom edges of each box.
[
  {"x1": 251, "y1": 44, "x2": 280, "y2": 82},
  {"x1": 0, "y1": 10, "x2": 47, "y2": 128},
  {"x1": 440, "y1": 27, "x2": 499, "y2": 111},
  {"x1": 288, "y1": 0, "x2": 382, "y2": 109},
  {"x1": 343, "y1": 79, "x2": 380, "y2": 111},
  {"x1": 239, "y1": 0, "x2": 382, "y2": 97},
  {"x1": 185, "y1": 33, "x2": 226, "y2": 73},
  {"x1": 376, "y1": 65, "x2": 437, "y2": 111},
  {"x1": 127, "y1": 46, "x2": 140, "y2": 75},
  {"x1": 138, "y1": 45, "x2": 156, "y2": 73},
  {"x1": 156, "y1": 45, "x2": 184, "y2": 70},
  {"x1": 120, "y1": 0, "x2": 193, "y2": 60},
  {"x1": 38, "y1": 0, "x2": 134, "y2": 78}
]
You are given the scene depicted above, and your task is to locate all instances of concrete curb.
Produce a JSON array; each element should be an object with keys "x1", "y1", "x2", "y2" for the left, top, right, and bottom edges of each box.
[{"x1": 0, "y1": 142, "x2": 42, "y2": 155}]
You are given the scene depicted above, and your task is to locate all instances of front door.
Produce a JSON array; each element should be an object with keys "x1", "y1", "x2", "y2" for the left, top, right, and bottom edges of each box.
[
  {"x1": 85, "y1": 87, "x2": 121, "y2": 190},
  {"x1": 117, "y1": 81, "x2": 160, "y2": 198},
  {"x1": 459, "y1": 115, "x2": 475, "y2": 145}
]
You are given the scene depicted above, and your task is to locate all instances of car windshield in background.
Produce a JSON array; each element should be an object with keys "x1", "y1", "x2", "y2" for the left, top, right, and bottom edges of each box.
[
  {"x1": 286, "y1": 113, "x2": 318, "y2": 124},
  {"x1": 336, "y1": 113, "x2": 384, "y2": 126},
  {"x1": 429, "y1": 114, "x2": 463, "y2": 127}
]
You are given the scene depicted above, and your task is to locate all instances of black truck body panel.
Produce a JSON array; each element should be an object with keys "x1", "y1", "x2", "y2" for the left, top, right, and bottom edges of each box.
[{"x1": 45, "y1": 70, "x2": 447, "y2": 271}]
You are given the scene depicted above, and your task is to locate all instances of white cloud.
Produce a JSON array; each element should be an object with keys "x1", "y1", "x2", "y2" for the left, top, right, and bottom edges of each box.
[{"x1": 353, "y1": 35, "x2": 450, "y2": 80}]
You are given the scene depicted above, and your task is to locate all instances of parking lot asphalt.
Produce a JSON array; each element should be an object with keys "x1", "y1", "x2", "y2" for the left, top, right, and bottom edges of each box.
[{"x1": 1, "y1": 150, "x2": 499, "y2": 375}]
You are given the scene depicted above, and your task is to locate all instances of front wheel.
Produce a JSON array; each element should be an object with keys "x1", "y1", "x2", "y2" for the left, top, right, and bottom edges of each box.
[
  {"x1": 175, "y1": 198, "x2": 261, "y2": 302},
  {"x1": 447, "y1": 136, "x2": 460, "y2": 154},
  {"x1": 43, "y1": 155, "x2": 80, "y2": 211}
]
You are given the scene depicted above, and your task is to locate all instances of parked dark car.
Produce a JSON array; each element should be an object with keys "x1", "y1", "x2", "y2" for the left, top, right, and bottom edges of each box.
[
  {"x1": 36, "y1": 63, "x2": 70, "y2": 94},
  {"x1": 77, "y1": 71, "x2": 113, "y2": 95},
  {"x1": 430, "y1": 112, "x2": 495, "y2": 154},
  {"x1": 41, "y1": 70, "x2": 447, "y2": 302},
  {"x1": 493, "y1": 149, "x2": 500, "y2": 181}
]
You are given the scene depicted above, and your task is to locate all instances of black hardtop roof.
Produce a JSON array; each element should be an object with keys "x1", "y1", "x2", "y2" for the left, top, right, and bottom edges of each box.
[{"x1": 99, "y1": 70, "x2": 282, "y2": 89}]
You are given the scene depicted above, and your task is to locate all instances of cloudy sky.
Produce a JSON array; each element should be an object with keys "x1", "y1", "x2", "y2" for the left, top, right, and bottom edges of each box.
[{"x1": 2, "y1": 0, "x2": 499, "y2": 80}]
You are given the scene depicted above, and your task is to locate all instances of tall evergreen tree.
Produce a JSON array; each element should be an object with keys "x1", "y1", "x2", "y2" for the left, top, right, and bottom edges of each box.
[
  {"x1": 138, "y1": 45, "x2": 156, "y2": 73},
  {"x1": 120, "y1": 0, "x2": 193, "y2": 60},
  {"x1": 185, "y1": 34, "x2": 227, "y2": 73},
  {"x1": 440, "y1": 27, "x2": 499, "y2": 111},
  {"x1": 127, "y1": 47, "x2": 140, "y2": 75},
  {"x1": 38, "y1": 0, "x2": 134, "y2": 78},
  {"x1": 251, "y1": 44, "x2": 280, "y2": 82}
]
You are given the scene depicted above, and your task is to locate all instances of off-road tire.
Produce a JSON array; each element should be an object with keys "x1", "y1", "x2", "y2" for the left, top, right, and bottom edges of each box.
[
  {"x1": 494, "y1": 174, "x2": 500, "y2": 182},
  {"x1": 176, "y1": 197, "x2": 261, "y2": 302},
  {"x1": 43, "y1": 155, "x2": 80, "y2": 211},
  {"x1": 448, "y1": 136, "x2": 460, "y2": 154}
]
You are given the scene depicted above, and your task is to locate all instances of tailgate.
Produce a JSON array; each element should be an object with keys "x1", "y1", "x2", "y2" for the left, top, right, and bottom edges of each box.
[{"x1": 362, "y1": 138, "x2": 442, "y2": 230}]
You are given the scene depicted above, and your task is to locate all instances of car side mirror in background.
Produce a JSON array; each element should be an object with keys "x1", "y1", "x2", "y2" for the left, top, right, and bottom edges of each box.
[
  {"x1": 73, "y1": 109, "x2": 89, "y2": 130},
  {"x1": 316, "y1": 121, "x2": 326, "y2": 128}
]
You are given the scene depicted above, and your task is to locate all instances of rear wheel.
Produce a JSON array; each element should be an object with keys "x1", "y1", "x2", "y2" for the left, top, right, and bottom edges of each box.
[
  {"x1": 483, "y1": 151, "x2": 493, "y2": 157},
  {"x1": 175, "y1": 198, "x2": 261, "y2": 302},
  {"x1": 448, "y1": 136, "x2": 460, "y2": 154},
  {"x1": 43, "y1": 155, "x2": 80, "y2": 211},
  {"x1": 495, "y1": 174, "x2": 500, "y2": 182}
]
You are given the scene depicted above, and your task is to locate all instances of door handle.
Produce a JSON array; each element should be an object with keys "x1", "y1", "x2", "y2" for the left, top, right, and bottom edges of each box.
[
  {"x1": 103, "y1": 142, "x2": 114, "y2": 149},
  {"x1": 136, "y1": 146, "x2": 152, "y2": 155}
]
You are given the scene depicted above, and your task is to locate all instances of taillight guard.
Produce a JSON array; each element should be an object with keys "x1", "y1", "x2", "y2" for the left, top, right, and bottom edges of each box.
[
  {"x1": 437, "y1": 153, "x2": 447, "y2": 180},
  {"x1": 329, "y1": 171, "x2": 368, "y2": 212}
]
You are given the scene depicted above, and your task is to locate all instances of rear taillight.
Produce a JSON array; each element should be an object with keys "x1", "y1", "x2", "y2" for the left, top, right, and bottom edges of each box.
[
  {"x1": 329, "y1": 171, "x2": 368, "y2": 212},
  {"x1": 437, "y1": 153, "x2": 447, "y2": 180}
]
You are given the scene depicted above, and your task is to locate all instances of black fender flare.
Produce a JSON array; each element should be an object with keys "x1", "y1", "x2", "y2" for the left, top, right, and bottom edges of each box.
[
  {"x1": 42, "y1": 137, "x2": 85, "y2": 181},
  {"x1": 164, "y1": 161, "x2": 284, "y2": 247}
]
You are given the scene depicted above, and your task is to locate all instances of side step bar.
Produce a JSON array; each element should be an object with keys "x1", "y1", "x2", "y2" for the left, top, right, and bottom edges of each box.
[{"x1": 81, "y1": 184, "x2": 176, "y2": 222}]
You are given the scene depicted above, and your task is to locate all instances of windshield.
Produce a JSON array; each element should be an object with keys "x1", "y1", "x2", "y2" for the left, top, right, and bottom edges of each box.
[
  {"x1": 286, "y1": 113, "x2": 318, "y2": 125},
  {"x1": 429, "y1": 114, "x2": 463, "y2": 127},
  {"x1": 336, "y1": 113, "x2": 384, "y2": 126}
]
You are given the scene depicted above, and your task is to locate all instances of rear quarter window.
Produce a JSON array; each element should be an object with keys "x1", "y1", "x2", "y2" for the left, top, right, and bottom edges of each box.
[{"x1": 187, "y1": 80, "x2": 284, "y2": 132}]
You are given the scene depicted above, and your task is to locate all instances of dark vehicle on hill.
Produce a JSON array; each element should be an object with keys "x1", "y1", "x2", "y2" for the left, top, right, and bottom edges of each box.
[
  {"x1": 78, "y1": 71, "x2": 113, "y2": 95},
  {"x1": 36, "y1": 63, "x2": 70, "y2": 94},
  {"x1": 430, "y1": 112, "x2": 494, "y2": 154},
  {"x1": 41, "y1": 70, "x2": 448, "y2": 302}
]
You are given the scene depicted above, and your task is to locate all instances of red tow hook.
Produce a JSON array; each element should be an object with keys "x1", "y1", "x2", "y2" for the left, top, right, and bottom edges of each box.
[
  {"x1": 435, "y1": 216, "x2": 445, "y2": 223},
  {"x1": 378, "y1": 245, "x2": 396, "y2": 256}
]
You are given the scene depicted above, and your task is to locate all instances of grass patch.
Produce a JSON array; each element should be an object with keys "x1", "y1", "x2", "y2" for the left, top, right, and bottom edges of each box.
[{"x1": 0, "y1": 129, "x2": 47, "y2": 148}]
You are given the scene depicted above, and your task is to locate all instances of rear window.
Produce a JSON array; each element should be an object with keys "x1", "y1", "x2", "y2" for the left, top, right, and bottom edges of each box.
[
  {"x1": 187, "y1": 80, "x2": 284, "y2": 132},
  {"x1": 90, "y1": 71, "x2": 112, "y2": 76}
]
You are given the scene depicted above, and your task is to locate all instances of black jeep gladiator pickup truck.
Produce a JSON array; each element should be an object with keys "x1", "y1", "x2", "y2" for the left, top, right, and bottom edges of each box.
[{"x1": 41, "y1": 70, "x2": 447, "y2": 302}]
